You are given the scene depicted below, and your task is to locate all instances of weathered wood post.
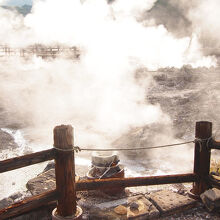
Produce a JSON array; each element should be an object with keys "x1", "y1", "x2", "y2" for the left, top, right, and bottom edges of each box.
[
  {"x1": 53, "y1": 125, "x2": 76, "y2": 217},
  {"x1": 192, "y1": 121, "x2": 212, "y2": 196}
]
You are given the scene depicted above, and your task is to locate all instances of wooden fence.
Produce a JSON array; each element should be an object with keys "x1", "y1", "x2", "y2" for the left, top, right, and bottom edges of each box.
[
  {"x1": 0, "y1": 121, "x2": 220, "y2": 219},
  {"x1": 0, "y1": 45, "x2": 80, "y2": 59}
]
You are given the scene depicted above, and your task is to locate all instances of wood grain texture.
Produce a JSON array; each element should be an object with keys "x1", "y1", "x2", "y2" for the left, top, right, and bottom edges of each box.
[
  {"x1": 0, "y1": 149, "x2": 55, "y2": 173},
  {"x1": 76, "y1": 173, "x2": 198, "y2": 191},
  {"x1": 192, "y1": 121, "x2": 212, "y2": 195},
  {"x1": 54, "y1": 125, "x2": 76, "y2": 217},
  {"x1": 0, "y1": 190, "x2": 57, "y2": 220}
]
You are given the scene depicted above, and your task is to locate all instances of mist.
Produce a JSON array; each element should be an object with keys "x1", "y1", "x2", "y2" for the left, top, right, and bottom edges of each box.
[
  {"x1": 146, "y1": 0, "x2": 220, "y2": 55},
  {"x1": 0, "y1": 0, "x2": 219, "y2": 174}
]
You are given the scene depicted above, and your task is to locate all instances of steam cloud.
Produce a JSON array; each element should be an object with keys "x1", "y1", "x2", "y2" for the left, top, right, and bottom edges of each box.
[
  {"x1": 0, "y1": 0, "x2": 218, "y2": 152},
  {"x1": 147, "y1": 0, "x2": 220, "y2": 54}
]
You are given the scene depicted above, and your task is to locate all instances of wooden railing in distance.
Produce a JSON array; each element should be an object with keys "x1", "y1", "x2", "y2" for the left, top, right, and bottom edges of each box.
[{"x1": 0, "y1": 148, "x2": 55, "y2": 173}]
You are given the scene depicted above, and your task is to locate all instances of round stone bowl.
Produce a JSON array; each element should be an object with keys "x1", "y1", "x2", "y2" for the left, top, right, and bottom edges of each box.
[{"x1": 91, "y1": 151, "x2": 119, "y2": 167}]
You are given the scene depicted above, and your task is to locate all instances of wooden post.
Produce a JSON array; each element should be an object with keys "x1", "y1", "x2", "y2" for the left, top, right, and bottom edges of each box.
[
  {"x1": 53, "y1": 125, "x2": 76, "y2": 217},
  {"x1": 192, "y1": 121, "x2": 212, "y2": 195}
]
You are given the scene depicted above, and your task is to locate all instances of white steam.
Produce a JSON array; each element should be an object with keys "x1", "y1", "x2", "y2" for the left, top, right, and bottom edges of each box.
[
  {"x1": 157, "y1": 0, "x2": 220, "y2": 51},
  {"x1": 0, "y1": 0, "x2": 218, "y2": 147},
  {"x1": 0, "y1": 55, "x2": 167, "y2": 147},
  {"x1": 1, "y1": 0, "x2": 220, "y2": 200},
  {"x1": 188, "y1": 0, "x2": 220, "y2": 49},
  {"x1": 111, "y1": 0, "x2": 157, "y2": 18}
]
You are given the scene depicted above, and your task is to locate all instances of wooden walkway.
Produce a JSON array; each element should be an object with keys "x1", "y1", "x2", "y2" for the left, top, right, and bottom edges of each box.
[{"x1": 0, "y1": 45, "x2": 80, "y2": 59}]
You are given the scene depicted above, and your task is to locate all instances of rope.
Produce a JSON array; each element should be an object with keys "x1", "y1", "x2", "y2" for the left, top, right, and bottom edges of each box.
[
  {"x1": 53, "y1": 146, "x2": 74, "y2": 152},
  {"x1": 75, "y1": 140, "x2": 194, "y2": 152},
  {"x1": 194, "y1": 136, "x2": 213, "y2": 152},
  {"x1": 53, "y1": 137, "x2": 213, "y2": 153},
  {"x1": 53, "y1": 146, "x2": 81, "y2": 152}
]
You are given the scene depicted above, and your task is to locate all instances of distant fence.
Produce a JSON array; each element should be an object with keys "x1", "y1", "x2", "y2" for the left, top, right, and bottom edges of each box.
[
  {"x1": 0, "y1": 121, "x2": 219, "y2": 219},
  {"x1": 0, "y1": 45, "x2": 80, "y2": 59}
]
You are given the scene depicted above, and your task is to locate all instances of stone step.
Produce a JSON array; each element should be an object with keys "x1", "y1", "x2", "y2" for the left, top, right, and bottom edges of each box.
[{"x1": 149, "y1": 190, "x2": 197, "y2": 216}]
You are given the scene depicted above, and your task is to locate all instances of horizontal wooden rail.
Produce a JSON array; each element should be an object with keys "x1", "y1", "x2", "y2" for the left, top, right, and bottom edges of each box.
[
  {"x1": 0, "y1": 149, "x2": 55, "y2": 173},
  {"x1": 76, "y1": 173, "x2": 198, "y2": 191},
  {"x1": 0, "y1": 190, "x2": 57, "y2": 220},
  {"x1": 0, "y1": 173, "x2": 198, "y2": 219},
  {"x1": 211, "y1": 140, "x2": 220, "y2": 150}
]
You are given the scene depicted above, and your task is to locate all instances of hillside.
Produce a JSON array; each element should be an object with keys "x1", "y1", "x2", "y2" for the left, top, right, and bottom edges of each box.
[{"x1": 1, "y1": 4, "x2": 32, "y2": 16}]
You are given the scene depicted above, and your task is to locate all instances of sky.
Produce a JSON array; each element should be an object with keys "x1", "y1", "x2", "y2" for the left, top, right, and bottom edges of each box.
[{"x1": 0, "y1": 0, "x2": 32, "y2": 6}]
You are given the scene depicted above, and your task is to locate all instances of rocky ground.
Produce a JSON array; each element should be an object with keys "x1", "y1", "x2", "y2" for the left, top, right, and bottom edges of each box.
[
  {"x1": 148, "y1": 66, "x2": 220, "y2": 139},
  {"x1": 122, "y1": 65, "x2": 220, "y2": 140}
]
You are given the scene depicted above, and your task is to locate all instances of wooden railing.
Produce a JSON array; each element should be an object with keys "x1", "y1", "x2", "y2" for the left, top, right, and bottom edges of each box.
[
  {"x1": 0, "y1": 149, "x2": 55, "y2": 173},
  {"x1": 0, "y1": 45, "x2": 80, "y2": 58},
  {"x1": 0, "y1": 121, "x2": 219, "y2": 219}
]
